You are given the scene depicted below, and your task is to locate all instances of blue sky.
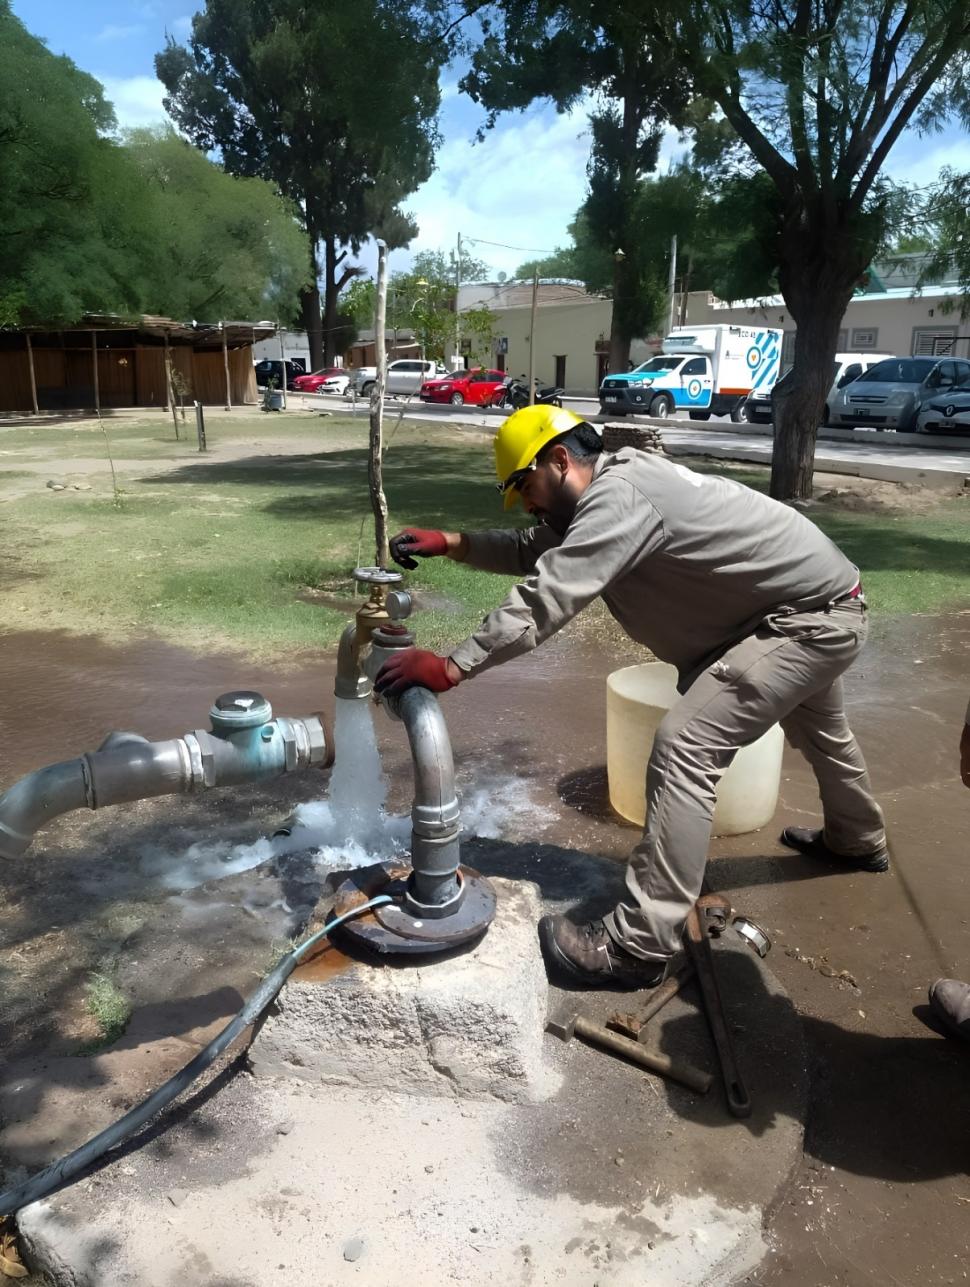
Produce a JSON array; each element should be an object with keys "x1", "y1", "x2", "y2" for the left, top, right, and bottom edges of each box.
[{"x1": 13, "y1": 1, "x2": 970, "y2": 281}]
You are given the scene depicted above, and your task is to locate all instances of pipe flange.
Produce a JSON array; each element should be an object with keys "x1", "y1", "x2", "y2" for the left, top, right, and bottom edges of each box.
[{"x1": 331, "y1": 862, "x2": 497, "y2": 956}]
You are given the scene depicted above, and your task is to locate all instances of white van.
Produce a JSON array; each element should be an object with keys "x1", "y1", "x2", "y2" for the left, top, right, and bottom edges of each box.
[{"x1": 744, "y1": 352, "x2": 894, "y2": 424}]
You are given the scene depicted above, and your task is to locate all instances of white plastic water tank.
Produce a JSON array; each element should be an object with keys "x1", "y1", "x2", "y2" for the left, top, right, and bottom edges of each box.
[{"x1": 606, "y1": 661, "x2": 784, "y2": 836}]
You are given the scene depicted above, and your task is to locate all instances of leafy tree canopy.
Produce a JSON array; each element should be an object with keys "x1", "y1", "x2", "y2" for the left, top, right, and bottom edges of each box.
[
  {"x1": 0, "y1": 1, "x2": 129, "y2": 325},
  {"x1": 156, "y1": 0, "x2": 448, "y2": 365},
  {"x1": 0, "y1": 5, "x2": 308, "y2": 328},
  {"x1": 124, "y1": 127, "x2": 308, "y2": 322}
]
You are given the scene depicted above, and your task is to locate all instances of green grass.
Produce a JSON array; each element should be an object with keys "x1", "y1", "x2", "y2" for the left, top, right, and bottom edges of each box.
[
  {"x1": 1, "y1": 416, "x2": 967, "y2": 657},
  {"x1": 82, "y1": 970, "x2": 132, "y2": 1050},
  {"x1": 0, "y1": 416, "x2": 523, "y2": 654}
]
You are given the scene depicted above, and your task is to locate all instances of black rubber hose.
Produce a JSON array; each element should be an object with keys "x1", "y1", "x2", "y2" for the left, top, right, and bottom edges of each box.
[{"x1": 0, "y1": 894, "x2": 392, "y2": 1218}]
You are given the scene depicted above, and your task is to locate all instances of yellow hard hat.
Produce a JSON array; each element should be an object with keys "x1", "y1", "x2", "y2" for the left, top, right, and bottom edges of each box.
[{"x1": 494, "y1": 405, "x2": 584, "y2": 509}]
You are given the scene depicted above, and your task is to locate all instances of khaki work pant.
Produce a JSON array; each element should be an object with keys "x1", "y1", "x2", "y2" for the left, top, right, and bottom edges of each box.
[{"x1": 606, "y1": 598, "x2": 886, "y2": 962}]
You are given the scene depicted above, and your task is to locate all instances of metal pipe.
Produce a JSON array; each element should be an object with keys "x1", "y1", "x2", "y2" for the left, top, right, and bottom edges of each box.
[
  {"x1": 0, "y1": 695, "x2": 332, "y2": 861},
  {"x1": 395, "y1": 687, "x2": 461, "y2": 908}
]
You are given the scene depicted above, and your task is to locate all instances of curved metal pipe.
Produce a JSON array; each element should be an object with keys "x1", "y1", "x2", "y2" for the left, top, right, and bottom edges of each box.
[
  {"x1": 395, "y1": 686, "x2": 461, "y2": 908},
  {"x1": 0, "y1": 710, "x2": 332, "y2": 861},
  {"x1": 0, "y1": 760, "x2": 91, "y2": 861}
]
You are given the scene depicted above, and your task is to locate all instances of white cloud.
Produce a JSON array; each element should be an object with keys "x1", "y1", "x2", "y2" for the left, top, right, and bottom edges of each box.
[
  {"x1": 884, "y1": 135, "x2": 970, "y2": 190},
  {"x1": 98, "y1": 75, "x2": 170, "y2": 130},
  {"x1": 96, "y1": 23, "x2": 145, "y2": 42},
  {"x1": 402, "y1": 102, "x2": 594, "y2": 277}
]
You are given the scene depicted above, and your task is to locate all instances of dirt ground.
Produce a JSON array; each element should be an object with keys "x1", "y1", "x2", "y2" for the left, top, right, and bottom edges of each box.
[{"x1": 0, "y1": 602, "x2": 969, "y2": 1284}]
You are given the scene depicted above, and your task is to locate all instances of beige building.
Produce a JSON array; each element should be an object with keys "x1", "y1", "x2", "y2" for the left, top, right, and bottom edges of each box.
[{"x1": 462, "y1": 258, "x2": 969, "y2": 396}]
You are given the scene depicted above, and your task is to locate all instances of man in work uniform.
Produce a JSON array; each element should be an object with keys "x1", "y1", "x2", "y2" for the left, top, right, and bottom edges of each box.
[{"x1": 375, "y1": 406, "x2": 888, "y2": 989}]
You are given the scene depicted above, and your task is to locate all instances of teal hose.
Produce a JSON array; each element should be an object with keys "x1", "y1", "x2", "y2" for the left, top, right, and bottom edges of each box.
[{"x1": 0, "y1": 894, "x2": 392, "y2": 1218}]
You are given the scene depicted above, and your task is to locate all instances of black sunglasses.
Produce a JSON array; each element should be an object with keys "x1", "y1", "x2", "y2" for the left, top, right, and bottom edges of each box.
[{"x1": 495, "y1": 458, "x2": 538, "y2": 495}]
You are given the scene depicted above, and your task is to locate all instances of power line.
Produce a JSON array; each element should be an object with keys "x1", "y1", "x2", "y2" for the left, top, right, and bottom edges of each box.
[{"x1": 461, "y1": 234, "x2": 558, "y2": 254}]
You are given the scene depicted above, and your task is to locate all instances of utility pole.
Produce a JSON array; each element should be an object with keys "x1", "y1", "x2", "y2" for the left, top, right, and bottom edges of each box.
[
  {"x1": 667, "y1": 234, "x2": 678, "y2": 336},
  {"x1": 527, "y1": 270, "x2": 539, "y2": 405},
  {"x1": 454, "y1": 231, "x2": 461, "y2": 369}
]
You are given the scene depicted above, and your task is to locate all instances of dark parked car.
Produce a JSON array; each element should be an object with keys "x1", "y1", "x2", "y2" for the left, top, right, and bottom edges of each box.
[{"x1": 253, "y1": 358, "x2": 306, "y2": 391}]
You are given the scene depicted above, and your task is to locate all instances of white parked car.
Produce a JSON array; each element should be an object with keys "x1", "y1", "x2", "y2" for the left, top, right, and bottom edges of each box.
[
  {"x1": 318, "y1": 373, "x2": 350, "y2": 395},
  {"x1": 359, "y1": 359, "x2": 441, "y2": 397},
  {"x1": 743, "y1": 353, "x2": 894, "y2": 425},
  {"x1": 915, "y1": 377, "x2": 970, "y2": 435}
]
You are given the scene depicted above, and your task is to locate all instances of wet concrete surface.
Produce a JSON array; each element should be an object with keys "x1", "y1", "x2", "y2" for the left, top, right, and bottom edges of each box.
[{"x1": 0, "y1": 610, "x2": 969, "y2": 1284}]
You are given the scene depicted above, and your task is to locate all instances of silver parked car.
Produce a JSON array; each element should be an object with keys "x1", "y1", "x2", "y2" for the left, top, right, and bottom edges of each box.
[{"x1": 828, "y1": 355, "x2": 970, "y2": 432}]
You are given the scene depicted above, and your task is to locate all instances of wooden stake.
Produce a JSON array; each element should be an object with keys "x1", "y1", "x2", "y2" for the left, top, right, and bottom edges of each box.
[
  {"x1": 91, "y1": 331, "x2": 100, "y2": 414},
  {"x1": 164, "y1": 333, "x2": 180, "y2": 440},
  {"x1": 369, "y1": 240, "x2": 390, "y2": 569},
  {"x1": 25, "y1": 332, "x2": 38, "y2": 415},
  {"x1": 222, "y1": 323, "x2": 232, "y2": 411}
]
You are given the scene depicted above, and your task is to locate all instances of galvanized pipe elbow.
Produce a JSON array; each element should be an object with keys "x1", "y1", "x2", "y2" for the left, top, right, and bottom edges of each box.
[
  {"x1": 0, "y1": 759, "x2": 91, "y2": 860},
  {"x1": 395, "y1": 686, "x2": 462, "y2": 908}
]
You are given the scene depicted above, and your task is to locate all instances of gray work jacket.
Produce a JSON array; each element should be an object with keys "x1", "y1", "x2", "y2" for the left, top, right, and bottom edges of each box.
[{"x1": 449, "y1": 449, "x2": 859, "y2": 690}]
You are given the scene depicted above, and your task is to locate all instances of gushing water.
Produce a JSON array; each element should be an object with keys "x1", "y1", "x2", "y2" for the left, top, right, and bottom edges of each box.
[
  {"x1": 135, "y1": 698, "x2": 559, "y2": 894},
  {"x1": 326, "y1": 696, "x2": 390, "y2": 850}
]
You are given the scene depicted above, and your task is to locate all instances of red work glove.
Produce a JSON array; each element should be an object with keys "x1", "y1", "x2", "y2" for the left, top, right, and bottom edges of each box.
[
  {"x1": 389, "y1": 527, "x2": 448, "y2": 570},
  {"x1": 375, "y1": 648, "x2": 458, "y2": 697}
]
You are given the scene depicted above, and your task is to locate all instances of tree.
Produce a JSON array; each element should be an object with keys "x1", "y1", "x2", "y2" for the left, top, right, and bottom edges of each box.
[
  {"x1": 461, "y1": 1, "x2": 691, "y2": 371},
  {"x1": 156, "y1": 0, "x2": 445, "y2": 369},
  {"x1": 515, "y1": 169, "x2": 779, "y2": 331},
  {"x1": 125, "y1": 127, "x2": 308, "y2": 322},
  {"x1": 640, "y1": 0, "x2": 970, "y2": 498},
  {"x1": 918, "y1": 170, "x2": 970, "y2": 319},
  {"x1": 0, "y1": 2, "x2": 136, "y2": 325}
]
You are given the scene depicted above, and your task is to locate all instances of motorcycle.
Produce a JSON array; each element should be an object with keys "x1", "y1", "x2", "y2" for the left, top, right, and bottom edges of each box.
[{"x1": 489, "y1": 376, "x2": 564, "y2": 410}]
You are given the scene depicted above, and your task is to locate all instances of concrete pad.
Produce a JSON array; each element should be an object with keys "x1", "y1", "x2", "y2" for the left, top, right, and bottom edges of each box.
[
  {"x1": 249, "y1": 878, "x2": 559, "y2": 1104},
  {"x1": 16, "y1": 934, "x2": 806, "y2": 1287}
]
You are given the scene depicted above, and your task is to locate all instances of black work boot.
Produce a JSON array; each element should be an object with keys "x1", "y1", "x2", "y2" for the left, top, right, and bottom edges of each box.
[
  {"x1": 929, "y1": 979, "x2": 970, "y2": 1042},
  {"x1": 780, "y1": 825, "x2": 890, "y2": 873},
  {"x1": 538, "y1": 915, "x2": 666, "y2": 990}
]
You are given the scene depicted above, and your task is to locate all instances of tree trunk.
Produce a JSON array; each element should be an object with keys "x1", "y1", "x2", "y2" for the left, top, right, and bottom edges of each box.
[
  {"x1": 771, "y1": 219, "x2": 868, "y2": 501},
  {"x1": 323, "y1": 236, "x2": 339, "y2": 367},
  {"x1": 301, "y1": 232, "x2": 323, "y2": 371}
]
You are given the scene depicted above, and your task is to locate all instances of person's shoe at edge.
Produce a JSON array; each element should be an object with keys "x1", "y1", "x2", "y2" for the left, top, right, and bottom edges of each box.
[
  {"x1": 538, "y1": 914, "x2": 666, "y2": 990},
  {"x1": 780, "y1": 825, "x2": 890, "y2": 872}
]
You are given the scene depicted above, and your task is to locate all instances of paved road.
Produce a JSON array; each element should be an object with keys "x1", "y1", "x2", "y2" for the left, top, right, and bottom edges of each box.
[{"x1": 296, "y1": 391, "x2": 970, "y2": 486}]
